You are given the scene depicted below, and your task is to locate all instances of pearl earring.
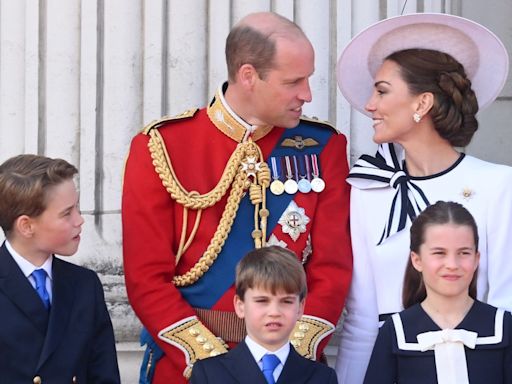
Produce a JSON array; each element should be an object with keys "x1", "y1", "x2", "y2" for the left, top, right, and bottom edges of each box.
[{"x1": 413, "y1": 113, "x2": 421, "y2": 123}]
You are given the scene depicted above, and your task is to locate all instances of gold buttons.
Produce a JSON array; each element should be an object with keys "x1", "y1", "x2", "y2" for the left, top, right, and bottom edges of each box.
[{"x1": 33, "y1": 376, "x2": 42, "y2": 384}]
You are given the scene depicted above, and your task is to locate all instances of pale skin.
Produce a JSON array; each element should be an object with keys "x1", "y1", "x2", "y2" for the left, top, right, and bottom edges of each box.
[
  {"x1": 224, "y1": 12, "x2": 315, "y2": 129},
  {"x1": 8, "y1": 179, "x2": 84, "y2": 266},
  {"x1": 234, "y1": 286, "x2": 305, "y2": 351},
  {"x1": 366, "y1": 60, "x2": 460, "y2": 177},
  {"x1": 411, "y1": 223, "x2": 480, "y2": 329}
]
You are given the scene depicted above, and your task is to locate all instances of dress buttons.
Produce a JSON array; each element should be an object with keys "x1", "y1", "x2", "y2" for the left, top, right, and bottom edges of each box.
[{"x1": 33, "y1": 376, "x2": 42, "y2": 384}]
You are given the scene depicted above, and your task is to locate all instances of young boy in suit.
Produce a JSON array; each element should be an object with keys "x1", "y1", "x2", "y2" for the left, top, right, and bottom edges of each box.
[
  {"x1": 190, "y1": 246, "x2": 338, "y2": 383},
  {"x1": 0, "y1": 154, "x2": 120, "y2": 383}
]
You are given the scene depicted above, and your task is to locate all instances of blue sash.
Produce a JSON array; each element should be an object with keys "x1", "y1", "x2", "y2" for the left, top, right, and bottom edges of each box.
[
  {"x1": 179, "y1": 121, "x2": 332, "y2": 308},
  {"x1": 139, "y1": 120, "x2": 333, "y2": 382}
]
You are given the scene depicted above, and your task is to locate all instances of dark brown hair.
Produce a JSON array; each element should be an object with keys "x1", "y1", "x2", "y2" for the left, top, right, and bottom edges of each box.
[
  {"x1": 0, "y1": 154, "x2": 78, "y2": 235},
  {"x1": 235, "y1": 246, "x2": 307, "y2": 301},
  {"x1": 387, "y1": 49, "x2": 479, "y2": 147},
  {"x1": 403, "y1": 201, "x2": 478, "y2": 308}
]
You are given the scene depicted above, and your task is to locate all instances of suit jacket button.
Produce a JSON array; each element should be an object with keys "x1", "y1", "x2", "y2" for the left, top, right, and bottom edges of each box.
[
  {"x1": 72, "y1": 376, "x2": 77, "y2": 383},
  {"x1": 33, "y1": 376, "x2": 42, "y2": 384}
]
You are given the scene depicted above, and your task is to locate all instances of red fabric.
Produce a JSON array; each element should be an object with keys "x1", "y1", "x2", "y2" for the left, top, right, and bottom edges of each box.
[{"x1": 122, "y1": 108, "x2": 352, "y2": 383}]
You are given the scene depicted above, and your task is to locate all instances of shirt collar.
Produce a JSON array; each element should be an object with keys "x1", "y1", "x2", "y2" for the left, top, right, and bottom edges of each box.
[
  {"x1": 245, "y1": 335, "x2": 290, "y2": 366},
  {"x1": 5, "y1": 239, "x2": 53, "y2": 280}
]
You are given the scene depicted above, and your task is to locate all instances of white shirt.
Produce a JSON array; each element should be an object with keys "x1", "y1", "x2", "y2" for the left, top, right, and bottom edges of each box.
[
  {"x1": 6, "y1": 239, "x2": 53, "y2": 303},
  {"x1": 245, "y1": 335, "x2": 290, "y2": 382}
]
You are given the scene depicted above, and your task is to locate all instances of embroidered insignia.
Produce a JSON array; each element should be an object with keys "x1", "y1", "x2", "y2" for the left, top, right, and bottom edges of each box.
[
  {"x1": 461, "y1": 187, "x2": 475, "y2": 200},
  {"x1": 242, "y1": 156, "x2": 262, "y2": 178},
  {"x1": 280, "y1": 136, "x2": 319, "y2": 150},
  {"x1": 278, "y1": 201, "x2": 310, "y2": 241},
  {"x1": 266, "y1": 234, "x2": 288, "y2": 248}
]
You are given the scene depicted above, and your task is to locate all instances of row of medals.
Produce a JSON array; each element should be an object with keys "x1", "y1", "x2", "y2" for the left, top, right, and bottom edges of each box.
[{"x1": 268, "y1": 154, "x2": 325, "y2": 196}]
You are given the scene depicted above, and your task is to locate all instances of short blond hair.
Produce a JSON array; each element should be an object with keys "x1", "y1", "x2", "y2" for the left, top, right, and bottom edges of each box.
[{"x1": 235, "y1": 246, "x2": 307, "y2": 301}]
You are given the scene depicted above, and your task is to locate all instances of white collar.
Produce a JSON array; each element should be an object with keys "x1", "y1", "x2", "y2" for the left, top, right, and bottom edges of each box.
[
  {"x1": 5, "y1": 239, "x2": 53, "y2": 280},
  {"x1": 245, "y1": 335, "x2": 290, "y2": 366}
]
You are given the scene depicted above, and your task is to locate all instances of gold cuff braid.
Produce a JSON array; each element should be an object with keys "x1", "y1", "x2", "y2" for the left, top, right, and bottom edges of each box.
[
  {"x1": 289, "y1": 315, "x2": 336, "y2": 360},
  {"x1": 158, "y1": 317, "x2": 229, "y2": 379}
]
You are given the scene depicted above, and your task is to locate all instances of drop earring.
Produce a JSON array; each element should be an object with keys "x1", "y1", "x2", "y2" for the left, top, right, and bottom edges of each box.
[{"x1": 413, "y1": 113, "x2": 421, "y2": 123}]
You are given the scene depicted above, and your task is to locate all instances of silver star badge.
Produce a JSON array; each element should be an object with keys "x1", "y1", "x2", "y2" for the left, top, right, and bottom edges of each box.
[{"x1": 278, "y1": 201, "x2": 310, "y2": 242}]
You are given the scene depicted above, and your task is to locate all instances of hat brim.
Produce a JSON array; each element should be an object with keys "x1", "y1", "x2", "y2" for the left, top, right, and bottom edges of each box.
[{"x1": 336, "y1": 13, "x2": 509, "y2": 116}]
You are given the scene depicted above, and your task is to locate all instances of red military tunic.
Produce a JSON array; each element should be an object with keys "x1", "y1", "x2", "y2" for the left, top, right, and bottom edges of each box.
[{"x1": 122, "y1": 89, "x2": 352, "y2": 383}]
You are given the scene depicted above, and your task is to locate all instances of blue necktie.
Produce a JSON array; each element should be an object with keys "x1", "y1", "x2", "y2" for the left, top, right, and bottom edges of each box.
[
  {"x1": 32, "y1": 269, "x2": 50, "y2": 310},
  {"x1": 261, "y1": 354, "x2": 280, "y2": 384}
]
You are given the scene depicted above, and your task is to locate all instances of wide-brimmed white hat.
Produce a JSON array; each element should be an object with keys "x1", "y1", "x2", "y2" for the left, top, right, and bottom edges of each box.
[{"x1": 336, "y1": 13, "x2": 509, "y2": 116}]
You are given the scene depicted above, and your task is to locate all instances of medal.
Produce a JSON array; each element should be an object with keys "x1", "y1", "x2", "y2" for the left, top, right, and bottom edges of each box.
[
  {"x1": 284, "y1": 156, "x2": 298, "y2": 194},
  {"x1": 269, "y1": 157, "x2": 285, "y2": 195},
  {"x1": 270, "y1": 180, "x2": 285, "y2": 195},
  {"x1": 297, "y1": 155, "x2": 312, "y2": 193},
  {"x1": 310, "y1": 154, "x2": 325, "y2": 193}
]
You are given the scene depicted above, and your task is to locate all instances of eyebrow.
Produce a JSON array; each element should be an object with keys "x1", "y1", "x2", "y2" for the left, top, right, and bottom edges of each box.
[{"x1": 374, "y1": 80, "x2": 391, "y2": 87}]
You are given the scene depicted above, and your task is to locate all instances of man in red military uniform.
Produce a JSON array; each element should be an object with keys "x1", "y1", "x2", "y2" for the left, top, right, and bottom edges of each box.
[{"x1": 122, "y1": 11, "x2": 352, "y2": 383}]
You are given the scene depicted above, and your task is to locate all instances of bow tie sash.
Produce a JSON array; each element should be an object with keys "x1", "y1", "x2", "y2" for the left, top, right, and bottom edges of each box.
[
  {"x1": 417, "y1": 329, "x2": 477, "y2": 384},
  {"x1": 348, "y1": 143, "x2": 430, "y2": 244}
]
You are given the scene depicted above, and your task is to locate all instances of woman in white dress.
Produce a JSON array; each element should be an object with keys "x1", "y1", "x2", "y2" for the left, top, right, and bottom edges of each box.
[{"x1": 334, "y1": 13, "x2": 512, "y2": 384}]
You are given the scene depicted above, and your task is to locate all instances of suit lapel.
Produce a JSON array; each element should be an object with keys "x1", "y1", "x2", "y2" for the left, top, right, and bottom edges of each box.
[
  {"x1": 277, "y1": 346, "x2": 315, "y2": 384},
  {"x1": 37, "y1": 257, "x2": 74, "y2": 369},
  {"x1": 222, "y1": 341, "x2": 268, "y2": 384},
  {"x1": 0, "y1": 244, "x2": 49, "y2": 333}
]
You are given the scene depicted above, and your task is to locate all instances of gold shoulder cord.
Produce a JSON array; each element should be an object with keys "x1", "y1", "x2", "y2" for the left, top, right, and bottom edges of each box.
[{"x1": 147, "y1": 128, "x2": 270, "y2": 287}]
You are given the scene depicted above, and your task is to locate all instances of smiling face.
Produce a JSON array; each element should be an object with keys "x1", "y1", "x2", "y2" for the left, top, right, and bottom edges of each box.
[
  {"x1": 234, "y1": 286, "x2": 304, "y2": 351},
  {"x1": 365, "y1": 60, "x2": 423, "y2": 144},
  {"x1": 28, "y1": 179, "x2": 84, "y2": 261},
  {"x1": 411, "y1": 223, "x2": 479, "y2": 302},
  {"x1": 251, "y1": 36, "x2": 314, "y2": 128}
]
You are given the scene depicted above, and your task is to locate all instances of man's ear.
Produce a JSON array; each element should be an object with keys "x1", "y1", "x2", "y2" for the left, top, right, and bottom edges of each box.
[
  {"x1": 233, "y1": 294, "x2": 245, "y2": 319},
  {"x1": 237, "y1": 63, "x2": 258, "y2": 89}
]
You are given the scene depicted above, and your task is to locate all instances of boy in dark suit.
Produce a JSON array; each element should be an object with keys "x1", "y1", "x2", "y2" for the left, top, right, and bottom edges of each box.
[
  {"x1": 0, "y1": 154, "x2": 120, "y2": 383},
  {"x1": 190, "y1": 246, "x2": 338, "y2": 383}
]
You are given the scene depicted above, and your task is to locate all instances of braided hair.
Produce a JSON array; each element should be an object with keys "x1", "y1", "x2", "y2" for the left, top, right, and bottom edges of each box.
[{"x1": 387, "y1": 49, "x2": 479, "y2": 147}]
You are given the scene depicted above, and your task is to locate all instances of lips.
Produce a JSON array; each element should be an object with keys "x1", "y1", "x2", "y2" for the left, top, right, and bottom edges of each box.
[
  {"x1": 265, "y1": 322, "x2": 282, "y2": 330},
  {"x1": 442, "y1": 274, "x2": 462, "y2": 281}
]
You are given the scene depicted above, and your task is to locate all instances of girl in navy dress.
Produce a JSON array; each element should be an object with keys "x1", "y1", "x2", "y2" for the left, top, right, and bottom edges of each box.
[{"x1": 364, "y1": 201, "x2": 512, "y2": 384}]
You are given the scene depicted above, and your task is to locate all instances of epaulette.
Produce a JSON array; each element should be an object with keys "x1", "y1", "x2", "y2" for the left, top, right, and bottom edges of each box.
[
  {"x1": 142, "y1": 108, "x2": 199, "y2": 135},
  {"x1": 300, "y1": 115, "x2": 339, "y2": 134}
]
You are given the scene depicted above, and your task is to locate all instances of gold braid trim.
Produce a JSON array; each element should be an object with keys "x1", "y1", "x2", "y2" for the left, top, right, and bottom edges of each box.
[
  {"x1": 289, "y1": 315, "x2": 336, "y2": 359},
  {"x1": 147, "y1": 128, "x2": 268, "y2": 286},
  {"x1": 158, "y1": 316, "x2": 229, "y2": 379},
  {"x1": 149, "y1": 128, "x2": 247, "y2": 209}
]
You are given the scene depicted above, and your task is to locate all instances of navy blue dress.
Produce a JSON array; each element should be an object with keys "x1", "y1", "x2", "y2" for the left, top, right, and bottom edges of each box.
[{"x1": 364, "y1": 301, "x2": 512, "y2": 383}]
